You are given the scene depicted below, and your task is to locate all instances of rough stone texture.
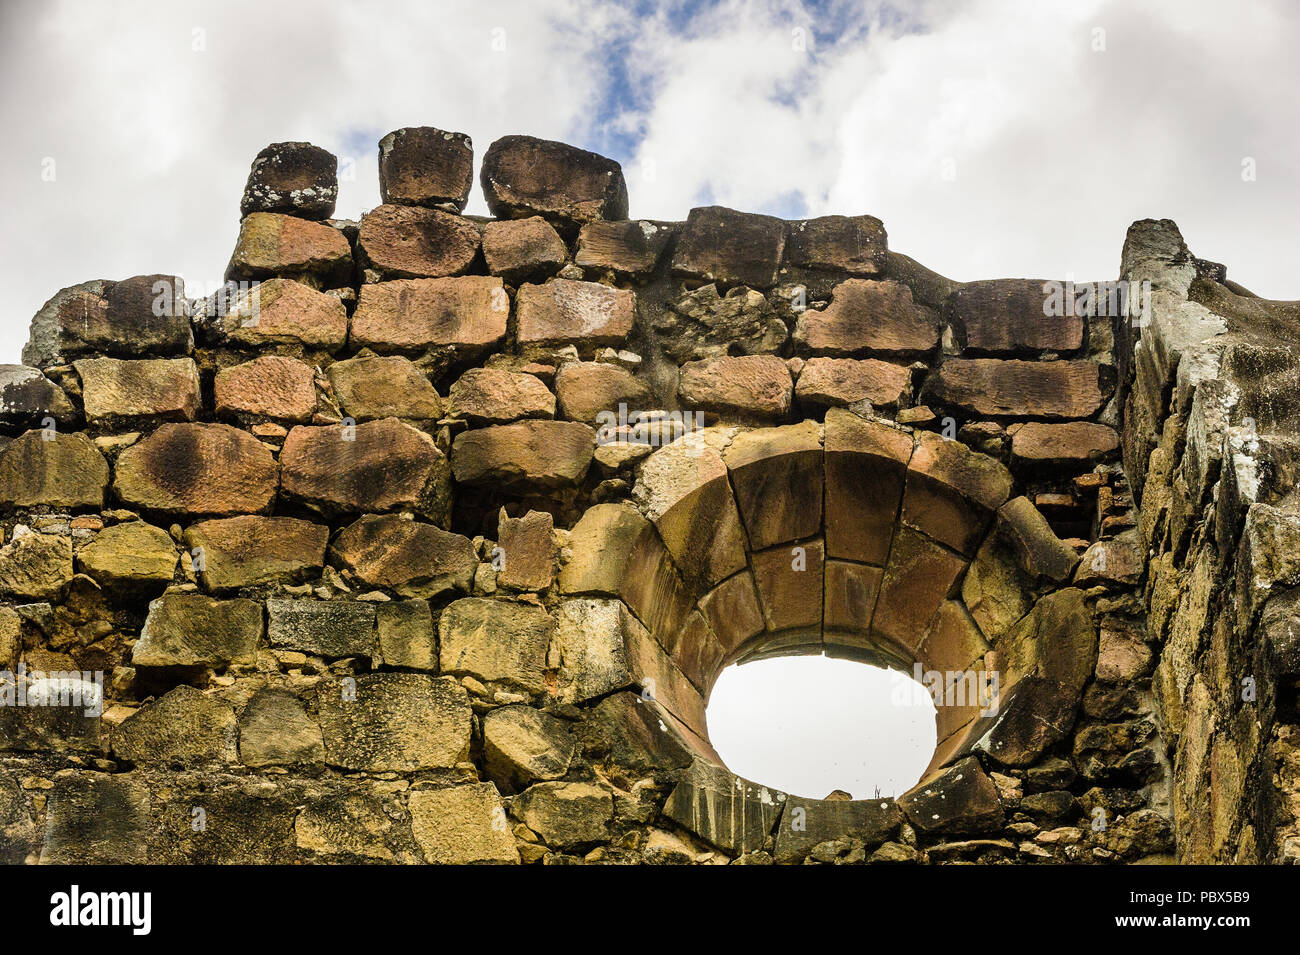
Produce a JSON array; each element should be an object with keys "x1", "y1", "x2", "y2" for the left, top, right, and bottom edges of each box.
[
  {"x1": 0, "y1": 364, "x2": 75, "y2": 426},
  {"x1": 795, "y1": 357, "x2": 911, "y2": 411},
  {"x1": 496, "y1": 509, "x2": 555, "y2": 591},
  {"x1": 350, "y1": 276, "x2": 507, "y2": 352},
  {"x1": 226, "y1": 212, "x2": 353, "y2": 286},
  {"x1": 374, "y1": 599, "x2": 436, "y2": 670},
  {"x1": 132, "y1": 593, "x2": 263, "y2": 668},
  {"x1": 214, "y1": 356, "x2": 317, "y2": 422},
  {"x1": 925, "y1": 359, "x2": 1107, "y2": 419},
  {"x1": 948, "y1": 279, "x2": 1085, "y2": 354},
  {"x1": 483, "y1": 705, "x2": 575, "y2": 791},
  {"x1": 512, "y1": 781, "x2": 614, "y2": 848},
  {"x1": 113, "y1": 423, "x2": 279, "y2": 517},
  {"x1": 663, "y1": 759, "x2": 785, "y2": 855},
  {"x1": 447, "y1": 368, "x2": 555, "y2": 425},
  {"x1": 357, "y1": 204, "x2": 480, "y2": 280},
  {"x1": 451, "y1": 420, "x2": 595, "y2": 489},
  {"x1": 75, "y1": 357, "x2": 200, "y2": 424},
  {"x1": 575, "y1": 220, "x2": 671, "y2": 276},
  {"x1": 267, "y1": 599, "x2": 376, "y2": 658},
  {"x1": 409, "y1": 783, "x2": 519, "y2": 864},
  {"x1": 554, "y1": 361, "x2": 650, "y2": 424},
  {"x1": 482, "y1": 216, "x2": 568, "y2": 284},
  {"x1": 76, "y1": 520, "x2": 177, "y2": 592},
  {"x1": 185, "y1": 515, "x2": 327, "y2": 591},
  {"x1": 898, "y1": 757, "x2": 1003, "y2": 834},
  {"x1": 0, "y1": 531, "x2": 73, "y2": 599},
  {"x1": 774, "y1": 796, "x2": 900, "y2": 862},
  {"x1": 378, "y1": 126, "x2": 474, "y2": 210},
  {"x1": 213, "y1": 277, "x2": 349, "y2": 350},
  {"x1": 0, "y1": 431, "x2": 109, "y2": 510},
  {"x1": 240, "y1": 141, "x2": 338, "y2": 219},
  {"x1": 516, "y1": 279, "x2": 636, "y2": 350},
  {"x1": 678, "y1": 355, "x2": 793, "y2": 420},
  {"x1": 238, "y1": 688, "x2": 324, "y2": 767},
  {"x1": 785, "y1": 215, "x2": 888, "y2": 275},
  {"x1": 823, "y1": 409, "x2": 913, "y2": 565},
  {"x1": 655, "y1": 284, "x2": 787, "y2": 362},
  {"x1": 316, "y1": 673, "x2": 470, "y2": 772},
  {"x1": 795, "y1": 279, "x2": 940, "y2": 357},
  {"x1": 902, "y1": 430, "x2": 1013, "y2": 555},
  {"x1": 112, "y1": 685, "x2": 237, "y2": 766},
  {"x1": 438, "y1": 598, "x2": 554, "y2": 693},
  {"x1": 481, "y1": 135, "x2": 628, "y2": 230},
  {"x1": 328, "y1": 354, "x2": 442, "y2": 422},
  {"x1": 330, "y1": 514, "x2": 476, "y2": 598},
  {"x1": 280, "y1": 417, "x2": 452, "y2": 522},
  {"x1": 1011, "y1": 421, "x2": 1120, "y2": 469},
  {"x1": 672, "y1": 206, "x2": 786, "y2": 289}
]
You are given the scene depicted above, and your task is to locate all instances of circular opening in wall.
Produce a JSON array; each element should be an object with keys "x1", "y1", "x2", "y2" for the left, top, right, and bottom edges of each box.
[{"x1": 705, "y1": 654, "x2": 938, "y2": 799}]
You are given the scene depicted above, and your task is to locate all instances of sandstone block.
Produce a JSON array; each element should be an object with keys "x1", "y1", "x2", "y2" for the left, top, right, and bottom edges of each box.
[
  {"x1": 357, "y1": 204, "x2": 480, "y2": 279},
  {"x1": 872, "y1": 527, "x2": 967, "y2": 653},
  {"x1": 483, "y1": 705, "x2": 575, "y2": 791},
  {"x1": 329, "y1": 514, "x2": 476, "y2": 598},
  {"x1": 575, "y1": 220, "x2": 671, "y2": 276},
  {"x1": 751, "y1": 539, "x2": 824, "y2": 633},
  {"x1": 185, "y1": 515, "x2": 327, "y2": 591},
  {"x1": 132, "y1": 593, "x2": 263, "y2": 668},
  {"x1": 784, "y1": 214, "x2": 887, "y2": 275},
  {"x1": 0, "y1": 531, "x2": 73, "y2": 600},
  {"x1": 948, "y1": 279, "x2": 1084, "y2": 354},
  {"x1": 75, "y1": 520, "x2": 176, "y2": 592},
  {"x1": 995, "y1": 496, "x2": 1079, "y2": 584},
  {"x1": 902, "y1": 431, "x2": 1013, "y2": 555},
  {"x1": 655, "y1": 283, "x2": 787, "y2": 362},
  {"x1": 237, "y1": 687, "x2": 324, "y2": 767},
  {"x1": 327, "y1": 354, "x2": 442, "y2": 422},
  {"x1": 898, "y1": 756, "x2": 1003, "y2": 834},
  {"x1": 0, "y1": 431, "x2": 108, "y2": 510},
  {"x1": 794, "y1": 279, "x2": 940, "y2": 357},
  {"x1": 214, "y1": 356, "x2": 317, "y2": 422},
  {"x1": 795, "y1": 357, "x2": 911, "y2": 410},
  {"x1": 774, "y1": 796, "x2": 900, "y2": 862},
  {"x1": 723, "y1": 420, "x2": 823, "y2": 549},
  {"x1": 554, "y1": 361, "x2": 650, "y2": 423},
  {"x1": 663, "y1": 759, "x2": 784, "y2": 855},
  {"x1": 925, "y1": 359, "x2": 1108, "y2": 419},
  {"x1": 823, "y1": 560, "x2": 883, "y2": 634},
  {"x1": 378, "y1": 126, "x2": 474, "y2": 210},
  {"x1": 1011, "y1": 421, "x2": 1120, "y2": 469},
  {"x1": 823, "y1": 409, "x2": 912, "y2": 564},
  {"x1": 451, "y1": 420, "x2": 595, "y2": 489},
  {"x1": 409, "y1": 783, "x2": 519, "y2": 864},
  {"x1": 215, "y1": 277, "x2": 348, "y2": 350},
  {"x1": 112, "y1": 685, "x2": 236, "y2": 766},
  {"x1": 481, "y1": 135, "x2": 628, "y2": 230},
  {"x1": 374, "y1": 599, "x2": 436, "y2": 671},
  {"x1": 447, "y1": 367, "x2": 554, "y2": 425},
  {"x1": 678, "y1": 354, "x2": 792, "y2": 420},
  {"x1": 240, "y1": 141, "x2": 337, "y2": 219},
  {"x1": 671, "y1": 206, "x2": 785, "y2": 289},
  {"x1": 550, "y1": 597, "x2": 636, "y2": 703},
  {"x1": 483, "y1": 216, "x2": 567, "y2": 283},
  {"x1": 0, "y1": 365, "x2": 75, "y2": 426},
  {"x1": 316, "y1": 673, "x2": 470, "y2": 772},
  {"x1": 496, "y1": 509, "x2": 555, "y2": 592},
  {"x1": 438, "y1": 597, "x2": 554, "y2": 694},
  {"x1": 698, "y1": 571, "x2": 766, "y2": 656},
  {"x1": 516, "y1": 279, "x2": 636, "y2": 350},
  {"x1": 75, "y1": 357, "x2": 200, "y2": 423},
  {"x1": 226, "y1": 212, "x2": 352, "y2": 285},
  {"x1": 350, "y1": 276, "x2": 507, "y2": 351},
  {"x1": 267, "y1": 599, "x2": 375, "y2": 659}
]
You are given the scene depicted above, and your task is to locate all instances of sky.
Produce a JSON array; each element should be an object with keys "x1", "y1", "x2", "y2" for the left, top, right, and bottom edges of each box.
[{"x1": 2, "y1": 0, "x2": 1297, "y2": 795}]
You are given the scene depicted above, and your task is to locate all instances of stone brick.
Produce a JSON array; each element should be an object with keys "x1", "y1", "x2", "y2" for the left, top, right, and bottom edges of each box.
[
  {"x1": 447, "y1": 367, "x2": 555, "y2": 425},
  {"x1": 823, "y1": 560, "x2": 883, "y2": 635},
  {"x1": 238, "y1": 687, "x2": 325, "y2": 767},
  {"x1": 558, "y1": 502, "x2": 651, "y2": 596},
  {"x1": 925, "y1": 359, "x2": 1108, "y2": 419},
  {"x1": 481, "y1": 135, "x2": 628, "y2": 230},
  {"x1": 671, "y1": 206, "x2": 785, "y2": 289},
  {"x1": 329, "y1": 514, "x2": 476, "y2": 598},
  {"x1": 316, "y1": 673, "x2": 470, "y2": 772},
  {"x1": 901, "y1": 431, "x2": 1013, "y2": 555},
  {"x1": 0, "y1": 431, "x2": 109, "y2": 510},
  {"x1": 350, "y1": 276, "x2": 507, "y2": 352},
  {"x1": 374, "y1": 599, "x2": 436, "y2": 671},
  {"x1": 512, "y1": 781, "x2": 614, "y2": 848},
  {"x1": 550, "y1": 597, "x2": 636, "y2": 703},
  {"x1": 0, "y1": 531, "x2": 73, "y2": 600},
  {"x1": 554, "y1": 361, "x2": 650, "y2": 424},
  {"x1": 240, "y1": 141, "x2": 337, "y2": 219},
  {"x1": 949, "y1": 279, "x2": 1084, "y2": 354},
  {"x1": 823, "y1": 409, "x2": 912, "y2": 564},
  {"x1": 968, "y1": 677, "x2": 1078, "y2": 768},
  {"x1": 280, "y1": 417, "x2": 451, "y2": 522},
  {"x1": 483, "y1": 705, "x2": 575, "y2": 791},
  {"x1": 226, "y1": 212, "x2": 353, "y2": 285},
  {"x1": 872, "y1": 527, "x2": 967, "y2": 653},
  {"x1": 267, "y1": 599, "x2": 376, "y2": 658},
  {"x1": 185, "y1": 515, "x2": 328, "y2": 591},
  {"x1": 482, "y1": 216, "x2": 567, "y2": 283},
  {"x1": 214, "y1": 277, "x2": 349, "y2": 350},
  {"x1": 378, "y1": 126, "x2": 474, "y2": 210},
  {"x1": 795, "y1": 357, "x2": 911, "y2": 411},
  {"x1": 678, "y1": 354, "x2": 792, "y2": 420},
  {"x1": 132, "y1": 593, "x2": 263, "y2": 668},
  {"x1": 0, "y1": 365, "x2": 75, "y2": 426},
  {"x1": 1010, "y1": 421, "x2": 1120, "y2": 469},
  {"x1": 774, "y1": 796, "x2": 901, "y2": 862},
  {"x1": 40, "y1": 774, "x2": 151, "y2": 864},
  {"x1": 451, "y1": 420, "x2": 595, "y2": 489},
  {"x1": 663, "y1": 759, "x2": 784, "y2": 855},
  {"x1": 516, "y1": 279, "x2": 636, "y2": 350},
  {"x1": 794, "y1": 279, "x2": 940, "y2": 357},
  {"x1": 751, "y1": 539, "x2": 824, "y2": 634},
  {"x1": 899, "y1": 756, "x2": 1003, "y2": 834},
  {"x1": 112, "y1": 685, "x2": 236, "y2": 766},
  {"x1": 214, "y1": 356, "x2": 317, "y2": 422},
  {"x1": 23, "y1": 275, "x2": 193, "y2": 367},
  {"x1": 784, "y1": 214, "x2": 888, "y2": 275},
  {"x1": 112, "y1": 423, "x2": 279, "y2": 517},
  {"x1": 357, "y1": 204, "x2": 480, "y2": 279},
  {"x1": 438, "y1": 597, "x2": 554, "y2": 693},
  {"x1": 999, "y1": 588, "x2": 1097, "y2": 695},
  {"x1": 698, "y1": 571, "x2": 766, "y2": 656},
  {"x1": 723, "y1": 421, "x2": 823, "y2": 549},
  {"x1": 327, "y1": 354, "x2": 442, "y2": 422},
  {"x1": 409, "y1": 783, "x2": 519, "y2": 864},
  {"x1": 75, "y1": 357, "x2": 200, "y2": 424},
  {"x1": 496, "y1": 509, "x2": 555, "y2": 592},
  {"x1": 575, "y1": 220, "x2": 671, "y2": 276},
  {"x1": 76, "y1": 520, "x2": 177, "y2": 593}
]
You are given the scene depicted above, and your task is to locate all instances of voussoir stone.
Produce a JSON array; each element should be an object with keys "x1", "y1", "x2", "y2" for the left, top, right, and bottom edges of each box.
[
  {"x1": 447, "y1": 367, "x2": 555, "y2": 425},
  {"x1": 774, "y1": 796, "x2": 901, "y2": 862},
  {"x1": 0, "y1": 431, "x2": 109, "y2": 510},
  {"x1": 554, "y1": 361, "x2": 650, "y2": 424},
  {"x1": 795, "y1": 357, "x2": 911, "y2": 411},
  {"x1": 357, "y1": 204, "x2": 480, "y2": 280},
  {"x1": 795, "y1": 279, "x2": 940, "y2": 357},
  {"x1": 225, "y1": 212, "x2": 353, "y2": 286},
  {"x1": 280, "y1": 417, "x2": 452, "y2": 522},
  {"x1": 214, "y1": 356, "x2": 317, "y2": 422},
  {"x1": 483, "y1": 216, "x2": 568, "y2": 284},
  {"x1": 784, "y1": 214, "x2": 888, "y2": 275},
  {"x1": 112, "y1": 423, "x2": 279, "y2": 517},
  {"x1": 75, "y1": 521, "x2": 177, "y2": 592},
  {"x1": 75, "y1": 357, "x2": 200, "y2": 423},
  {"x1": 516, "y1": 279, "x2": 636, "y2": 350},
  {"x1": 132, "y1": 592, "x2": 263, "y2": 668},
  {"x1": 663, "y1": 759, "x2": 785, "y2": 856},
  {"x1": 481, "y1": 135, "x2": 628, "y2": 230},
  {"x1": 671, "y1": 206, "x2": 786, "y2": 289},
  {"x1": 350, "y1": 276, "x2": 507, "y2": 352},
  {"x1": 451, "y1": 420, "x2": 595, "y2": 489},
  {"x1": 723, "y1": 420, "x2": 824, "y2": 550},
  {"x1": 378, "y1": 126, "x2": 474, "y2": 211},
  {"x1": 678, "y1": 355, "x2": 792, "y2": 420},
  {"x1": 185, "y1": 515, "x2": 328, "y2": 591},
  {"x1": 214, "y1": 277, "x2": 349, "y2": 350},
  {"x1": 925, "y1": 359, "x2": 1108, "y2": 419},
  {"x1": 949, "y1": 279, "x2": 1084, "y2": 354},
  {"x1": 329, "y1": 514, "x2": 476, "y2": 598},
  {"x1": 23, "y1": 275, "x2": 193, "y2": 368},
  {"x1": 327, "y1": 353, "x2": 442, "y2": 422},
  {"x1": 316, "y1": 673, "x2": 471, "y2": 772},
  {"x1": 439, "y1": 597, "x2": 555, "y2": 694},
  {"x1": 240, "y1": 141, "x2": 338, "y2": 220},
  {"x1": 902, "y1": 430, "x2": 1014, "y2": 555}
]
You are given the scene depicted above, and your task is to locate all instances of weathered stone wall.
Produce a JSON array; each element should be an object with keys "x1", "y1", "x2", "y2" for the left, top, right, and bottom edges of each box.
[{"x1": 0, "y1": 128, "x2": 1215, "y2": 864}]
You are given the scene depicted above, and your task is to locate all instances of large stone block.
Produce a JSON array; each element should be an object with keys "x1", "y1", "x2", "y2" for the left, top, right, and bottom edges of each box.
[
  {"x1": 185, "y1": 515, "x2": 327, "y2": 591},
  {"x1": 898, "y1": 756, "x2": 1003, "y2": 834},
  {"x1": 795, "y1": 357, "x2": 911, "y2": 410},
  {"x1": 794, "y1": 279, "x2": 940, "y2": 357},
  {"x1": 0, "y1": 531, "x2": 72, "y2": 599},
  {"x1": 240, "y1": 141, "x2": 337, "y2": 219},
  {"x1": 1010, "y1": 420, "x2": 1120, "y2": 469},
  {"x1": 948, "y1": 279, "x2": 1085, "y2": 354},
  {"x1": 316, "y1": 673, "x2": 471, "y2": 772},
  {"x1": 678, "y1": 354, "x2": 792, "y2": 420},
  {"x1": 267, "y1": 599, "x2": 376, "y2": 659},
  {"x1": 409, "y1": 783, "x2": 519, "y2": 864},
  {"x1": 329, "y1": 514, "x2": 476, "y2": 598},
  {"x1": 378, "y1": 126, "x2": 474, "y2": 210},
  {"x1": 374, "y1": 599, "x2": 436, "y2": 671},
  {"x1": 280, "y1": 417, "x2": 451, "y2": 522},
  {"x1": 75, "y1": 356, "x2": 200, "y2": 424},
  {"x1": 515, "y1": 279, "x2": 636, "y2": 350},
  {"x1": 357, "y1": 204, "x2": 480, "y2": 280},
  {"x1": 994, "y1": 496, "x2": 1079, "y2": 584},
  {"x1": 438, "y1": 597, "x2": 554, "y2": 694},
  {"x1": 132, "y1": 592, "x2": 263, "y2": 668},
  {"x1": 213, "y1": 277, "x2": 348, "y2": 350},
  {"x1": 999, "y1": 587, "x2": 1097, "y2": 696},
  {"x1": 554, "y1": 361, "x2": 650, "y2": 424},
  {"x1": 550, "y1": 597, "x2": 634, "y2": 703},
  {"x1": 447, "y1": 367, "x2": 555, "y2": 425},
  {"x1": 0, "y1": 365, "x2": 75, "y2": 426},
  {"x1": 774, "y1": 796, "x2": 900, "y2": 862},
  {"x1": 872, "y1": 526, "x2": 967, "y2": 653},
  {"x1": 902, "y1": 431, "x2": 1013, "y2": 555},
  {"x1": 483, "y1": 705, "x2": 575, "y2": 791},
  {"x1": 112, "y1": 685, "x2": 237, "y2": 766},
  {"x1": 723, "y1": 420, "x2": 823, "y2": 550},
  {"x1": 225, "y1": 212, "x2": 353, "y2": 285},
  {"x1": 0, "y1": 431, "x2": 108, "y2": 510},
  {"x1": 481, "y1": 135, "x2": 628, "y2": 230},
  {"x1": 112, "y1": 422, "x2": 279, "y2": 517},
  {"x1": 40, "y1": 773, "x2": 151, "y2": 864},
  {"x1": 575, "y1": 220, "x2": 671, "y2": 276},
  {"x1": 663, "y1": 759, "x2": 785, "y2": 855},
  {"x1": 784, "y1": 214, "x2": 887, "y2": 275},
  {"x1": 924, "y1": 359, "x2": 1108, "y2": 419},
  {"x1": 823, "y1": 409, "x2": 912, "y2": 564},
  {"x1": 327, "y1": 354, "x2": 442, "y2": 422},
  {"x1": 214, "y1": 356, "x2": 318, "y2": 422},
  {"x1": 671, "y1": 206, "x2": 785, "y2": 289},
  {"x1": 496, "y1": 509, "x2": 555, "y2": 592},
  {"x1": 512, "y1": 781, "x2": 614, "y2": 848},
  {"x1": 698, "y1": 571, "x2": 766, "y2": 656},
  {"x1": 451, "y1": 420, "x2": 595, "y2": 490},
  {"x1": 238, "y1": 687, "x2": 324, "y2": 767},
  {"x1": 350, "y1": 276, "x2": 507, "y2": 352},
  {"x1": 76, "y1": 520, "x2": 177, "y2": 593},
  {"x1": 482, "y1": 216, "x2": 567, "y2": 284},
  {"x1": 823, "y1": 560, "x2": 883, "y2": 635}
]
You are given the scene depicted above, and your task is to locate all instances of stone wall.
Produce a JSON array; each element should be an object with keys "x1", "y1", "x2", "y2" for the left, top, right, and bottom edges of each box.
[{"x1": 2, "y1": 126, "x2": 1273, "y2": 864}]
